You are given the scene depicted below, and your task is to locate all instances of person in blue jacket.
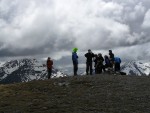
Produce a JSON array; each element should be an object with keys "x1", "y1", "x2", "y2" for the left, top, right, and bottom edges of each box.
[
  {"x1": 114, "y1": 57, "x2": 121, "y2": 72},
  {"x1": 72, "y1": 48, "x2": 78, "y2": 76},
  {"x1": 104, "y1": 55, "x2": 111, "y2": 68}
]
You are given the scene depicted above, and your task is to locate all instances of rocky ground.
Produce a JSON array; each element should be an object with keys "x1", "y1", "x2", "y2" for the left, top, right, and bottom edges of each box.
[{"x1": 0, "y1": 74, "x2": 150, "y2": 113}]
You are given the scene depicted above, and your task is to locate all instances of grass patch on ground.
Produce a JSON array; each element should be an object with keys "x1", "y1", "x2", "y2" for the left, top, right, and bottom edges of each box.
[{"x1": 0, "y1": 74, "x2": 150, "y2": 113}]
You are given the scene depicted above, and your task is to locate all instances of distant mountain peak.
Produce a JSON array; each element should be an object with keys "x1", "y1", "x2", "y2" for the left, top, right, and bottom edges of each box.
[
  {"x1": 0, "y1": 58, "x2": 66, "y2": 84},
  {"x1": 121, "y1": 60, "x2": 150, "y2": 76}
]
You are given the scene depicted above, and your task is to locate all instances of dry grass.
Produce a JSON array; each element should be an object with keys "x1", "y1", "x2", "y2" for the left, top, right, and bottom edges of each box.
[{"x1": 0, "y1": 74, "x2": 150, "y2": 113}]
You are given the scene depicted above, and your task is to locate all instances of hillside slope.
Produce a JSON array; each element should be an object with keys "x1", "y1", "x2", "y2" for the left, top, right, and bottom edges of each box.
[{"x1": 0, "y1": 74, "x2": 150, "y2": 113}]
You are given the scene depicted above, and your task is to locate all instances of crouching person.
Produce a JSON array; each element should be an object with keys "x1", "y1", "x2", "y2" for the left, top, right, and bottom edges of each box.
[
  {"x1": 96, "y1": 53, "x2": 105, "y2": 74},
  {"x1": 104, "y1": 55, "x2": 111, "y2": 69},
  {"x1": 47, "y1": 57, "x2": 53, "y2": 79},
  {"x1": 114, "y1": 57, "x2": 121, "y2": 72}
]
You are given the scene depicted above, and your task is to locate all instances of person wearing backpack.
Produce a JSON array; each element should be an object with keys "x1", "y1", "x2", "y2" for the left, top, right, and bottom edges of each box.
[
  {"x1": 114, "y1": 57, "x2": 121, "y2": 72},
  {"x1": 72, "y1": 48, "x2": 78, "y2": 76},
  {"x1": 47, "y1": 57, "x2": 53, "y2": 79},
  {"x1": 85, "y1": 49, "x2": 95, "y2": 75}
]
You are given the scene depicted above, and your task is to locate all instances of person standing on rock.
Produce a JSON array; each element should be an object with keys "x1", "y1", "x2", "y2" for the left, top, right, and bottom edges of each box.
[
  {"x1": 47, "y1": 57, "x2": 53, "y2": 79},
  {"x1": 72, "y1": 48, "x2": 79, "y2": 76},
  {"x1": 85, "y1": 49, "x2": 95, "y2": 75}
]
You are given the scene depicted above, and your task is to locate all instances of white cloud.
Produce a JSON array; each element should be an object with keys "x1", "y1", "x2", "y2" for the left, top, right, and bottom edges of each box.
[
  {"x1": 142, "y1": 9, "x2": 150, "y2": 28},
  {"x1": 0, "y1": 0, "x2": 150, "y2": 61}
]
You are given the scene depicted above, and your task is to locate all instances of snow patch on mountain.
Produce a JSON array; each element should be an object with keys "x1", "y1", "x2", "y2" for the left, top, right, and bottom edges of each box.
[
  {"x1": 121, "y1": 61, "x2": 150, "y2": 76},
  {"x1": 0, "y1": 59, "x2": 66, "y2": 84}
]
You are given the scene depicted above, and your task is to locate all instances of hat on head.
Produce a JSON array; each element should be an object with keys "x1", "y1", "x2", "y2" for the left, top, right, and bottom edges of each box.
[
  {"x1": 109, "y1": 50, "x2": 112, "y2": 52},
  {"x1": 73, "y1": 48, "x2": 78, "y2": 52}
]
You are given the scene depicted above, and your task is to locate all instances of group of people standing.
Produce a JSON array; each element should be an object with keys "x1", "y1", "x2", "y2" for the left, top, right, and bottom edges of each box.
[
  {"x1": 46, "y1": 48, "x2": 122, "y2": 79},
  {"x1": 72, "y1": 48, "x2": 121, "y2": 76}
]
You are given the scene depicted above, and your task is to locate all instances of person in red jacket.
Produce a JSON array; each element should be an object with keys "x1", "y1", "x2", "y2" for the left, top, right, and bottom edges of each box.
[{"x1": 47, "y1": 57, "x2": 53, "y2": 79}]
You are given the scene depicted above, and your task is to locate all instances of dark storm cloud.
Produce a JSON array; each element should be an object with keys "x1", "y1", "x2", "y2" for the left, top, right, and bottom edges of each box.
[{"x1": 0, "y1": 0, "x2": 150, "y2": 61}]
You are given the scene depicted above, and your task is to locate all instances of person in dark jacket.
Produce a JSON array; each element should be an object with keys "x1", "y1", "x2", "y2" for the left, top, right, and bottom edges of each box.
[
  {"x1": 47, "y1": 57, "x2": 53, "y2": 79},
  {"x1": 109, "y1": 50, "x2": 114, "y2": 68},
  {"x1": 72, "y1": 48, "x2": 78, "y2": 76},
  {"x1": 85, "y1": 49, "x2": 95, "y2": 75},
  {"x1": 114, "y1": 57, "x2": 121, "y2": 72},
  {"x1": 95, "y1": 53, "x2": 104, "y2": 74}
]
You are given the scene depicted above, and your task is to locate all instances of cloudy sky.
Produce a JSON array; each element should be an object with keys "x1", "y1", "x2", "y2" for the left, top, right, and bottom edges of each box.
[{"x1": 0, "y1": 0, "x2": 150, "y2": 67}]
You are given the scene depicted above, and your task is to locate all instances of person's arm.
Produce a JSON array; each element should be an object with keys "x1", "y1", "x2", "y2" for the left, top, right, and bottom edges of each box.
[
  {"x1": 85, "y1": 53, "x2": 87, "y2": 57},
  {"x1": 72, "y1": 53, "x2": 76, "y2": 60},
  {"x1": 76, "y1": 53, "x2": 78, "y2": 59},
  {"x1": 92, "y1": 53, "x2": 95, "y2": 61},
  {"x1": 94, "y1": 57, "x2": 96, "y2": 62},
  {"x1": 75, "y1": 53, "x2": 78, "y2": 63},
  {"x1": 52, "y1": 61, "x2": 53, "y2": 68},
  {"x1": 92, "y1": 53, "x2": 95, "y2": 57}
]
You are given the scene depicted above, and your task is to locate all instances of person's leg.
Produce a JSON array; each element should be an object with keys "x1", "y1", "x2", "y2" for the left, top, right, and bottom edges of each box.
[
  {"x1": 110, "y1": 61, "x2": 113, "y2": 68},
  {"x1": 104, "y1": 64, "x2": 108, "y2": 71},
  {"x1": 90, "y1": 62, "x2": 93, "y2": 75},
  {"x1": 118, "y1": 63, "x2": 120, "y2": 71},
  {"x1": 76, "y1": 63, "x2": 78, "y2": 75},
  {"x1": 94, "y1": 63, "x2": 97, "y2": 74},
  {"x1": 112, "y1": 61, "x2": 115, "y2": 71},
  {"x1": 86, "y1": 62, "x2": 89, "y2": 75},
  {"x1": 50, "y1": 68, "x2": 52, "y2": 78},
  {"x1": 73, "y1": 63, "x2": 75, "y2": 75},
  {"x1": 48, "y1": 69, "x2": 51, "y2": 79},
  {"x1": 74, "y1": 63, "x2": 78, "y2": 75},
  {"x1": 95, "y1": 66, "x2": 98, "y2": 74},
  {"x1": 73, "y1": 61, "x2": 77, "y2": 75},
  {"x1": 96, "y1": 63, "x2": 100, "y2": 74},
  {"x1": 97, "y1": 65, "x2": 100, "y2": 74},
  {"x1": 115, "y1": 63, "x2": 120, "y2": 72},
  {"x1": 102, "y1": 65, "x2": 105, "y2": 72},
  {"x1": 99, "y1": 65, "x2": 102, "y2": 74},
  {"x1": 116, "y1": 63, "x2": 120, "y2": 72}
]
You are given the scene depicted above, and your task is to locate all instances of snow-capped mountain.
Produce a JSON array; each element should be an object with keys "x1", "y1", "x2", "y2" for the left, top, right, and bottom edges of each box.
[
  {"x1": 0, "y1": 59, "x2": 66, "y2": 84},
  {"x1": 121, "y1": 61, "x2": 150, "y2": 76}
]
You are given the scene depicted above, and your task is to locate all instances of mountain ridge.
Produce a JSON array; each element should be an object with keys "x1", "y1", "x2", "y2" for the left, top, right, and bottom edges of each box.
[
  {"x1": 0, "y1": 58, "x2": 66, "y2": 84},
  {"x1": 121, "y1": 60, "x2": 150, "y2": 76},
  {"x1": 0, "y1": 59, "x2": 150, "y2": 84}
]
